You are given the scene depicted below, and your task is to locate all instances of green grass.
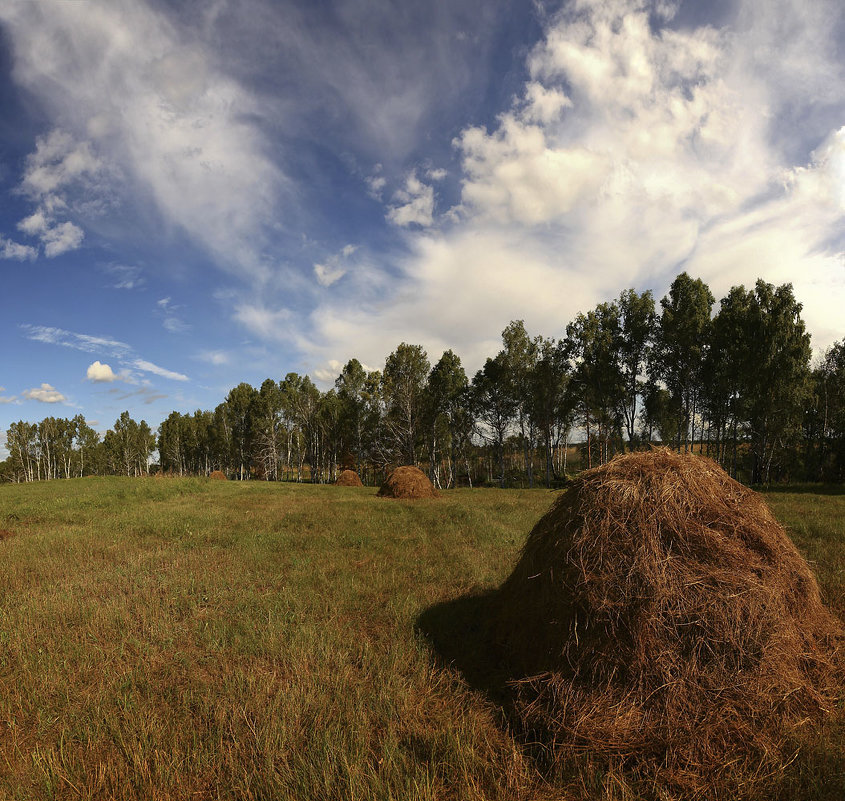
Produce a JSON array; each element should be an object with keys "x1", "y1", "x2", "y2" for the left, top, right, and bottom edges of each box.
[{"x1": 0, "y1": 478, "x2": 843, "y2": 800}]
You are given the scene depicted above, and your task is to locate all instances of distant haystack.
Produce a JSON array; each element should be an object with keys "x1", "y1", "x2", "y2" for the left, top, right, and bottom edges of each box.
[
  {"x1": 377, "y1": 466, "x2": 439, "y2": 499},
  {"x1": 209, "y1": 470, "x2": 227, "y2": 480},
  {"x1": 335, "y1": 469, "x2": 364, "y2": 487},
  {"x1": 497, "y1": 448, "x2": 845, "y2": 796}
]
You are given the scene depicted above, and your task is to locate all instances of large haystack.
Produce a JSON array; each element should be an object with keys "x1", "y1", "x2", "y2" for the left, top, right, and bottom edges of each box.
[
  {"x1": 208, "y1": 470, "x2": 227, "y2": 480},
  {"x1": 335, "y1": 469, "x2": 364, "y2": 487},
  {"x1": 377, "y1": 465, "x2": 439, "y2": 499},
  {"x1": 497, "y1": 449, "x2": 844, "y2": 797}
]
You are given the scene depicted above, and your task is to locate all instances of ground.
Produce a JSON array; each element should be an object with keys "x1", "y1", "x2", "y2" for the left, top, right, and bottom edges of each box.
[{"x1": 0, "y1": 478, "x2": 843, "y2": 800}]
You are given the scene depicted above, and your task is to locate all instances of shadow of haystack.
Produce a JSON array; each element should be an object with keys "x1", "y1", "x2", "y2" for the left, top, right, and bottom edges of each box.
[
  {"x1": 417, "y1": 449, "x2": 845, "y2": 799},
  {"x1": 417, "y1": 592, "x2": 507, "y2": 701}
]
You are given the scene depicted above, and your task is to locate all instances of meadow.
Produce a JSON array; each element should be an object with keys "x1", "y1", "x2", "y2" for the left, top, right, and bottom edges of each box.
[{"x1": 0, "y1": 477, "x2": 843, "y2": 800}]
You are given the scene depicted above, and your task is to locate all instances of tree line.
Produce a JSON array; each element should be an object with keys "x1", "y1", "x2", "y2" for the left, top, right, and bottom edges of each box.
[{"x1": 3, "y1": 272, "x2": 844, "y2": 486}]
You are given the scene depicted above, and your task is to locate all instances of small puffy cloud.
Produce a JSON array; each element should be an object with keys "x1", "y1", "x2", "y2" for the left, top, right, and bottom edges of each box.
[
  {"x1": 20, "y1": 129, "x2": 100, "y2": 199},
  {"x1": 42, "y1": 220, "x2": 84, "y2": 257},
  {"x1": 14, "y1": 129, "x2": 96, "y2": 258},
  {"x1": 22, "y1": 383, "x2": 66, "y2": 403},
  {"x1": 427, "y1": 168, "x2": 448, "y2": 181},
  {"x1": 86, "y1": 360, "x2": 117, "y2": 382},
  {"x1": 131, "y1": 359, "x2": 189, "y2": 382},
  {"x1": 17, "y1": 210, "x2": 49, "y2": 236},
  {"x1": 0, "y1": 235, "x2": 38, "y2": 261},
  {"x1": 0, "y1": 387, "x2": 18, "y2": 404},
  {"x1": 387, "y1": 171, "x2": 435, "y2": 227}
]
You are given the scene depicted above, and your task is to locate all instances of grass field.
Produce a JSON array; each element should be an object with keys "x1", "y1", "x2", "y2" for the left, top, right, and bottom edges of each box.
[{"x1": 0, "y1": 478, "x2": 843, "y2": 800}]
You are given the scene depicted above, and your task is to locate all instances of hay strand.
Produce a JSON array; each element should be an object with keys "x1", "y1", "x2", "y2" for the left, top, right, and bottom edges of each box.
[
  {"x1": 496, "y1": 449, "x2": 845, "y2": 797},
  {"x1": 377, "y1": 465, "x2": 439, "y2": 499}
]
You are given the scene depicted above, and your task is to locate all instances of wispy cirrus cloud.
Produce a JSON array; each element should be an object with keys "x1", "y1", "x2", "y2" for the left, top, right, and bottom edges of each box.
[
  {"x1": 21, "y1": 324, "x2": 189, "y2": 383},
  {"x1": 107, "y1": 386, "x2": 168, "y2": 405},
  {"x1": 155, "y1": 297, "x2": 190, "y2": 334},
  {"x1": 22, "y1": 325, "x2": 131, "y2": 354},
  {"x1": 0, "y1": 387, "x2": 19, "y2": 405},
  {"x1": 131, "y1": 359, "x2": 188, "y2": 382},
  {"x1": 0, "y1": 1, "x2": 287, "y2": 280},
  {"x1": 103, "y1": 263, "x2": 145, "y2": 290}
]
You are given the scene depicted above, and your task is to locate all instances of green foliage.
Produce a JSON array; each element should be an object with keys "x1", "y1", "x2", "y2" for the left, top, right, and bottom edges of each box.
[
  {"x1": 3, "y1": 272, "x2": 842, "y2": 488},
  {"x1": 382, "y1": 343, "x2": 430, "y2": 466}
]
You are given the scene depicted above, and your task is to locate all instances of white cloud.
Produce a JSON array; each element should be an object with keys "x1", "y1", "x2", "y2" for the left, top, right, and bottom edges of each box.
[
  {"x1": 22, "y1": 383, "x2": 66, "y2": 403},
  {"x1": 155, "y1": 297, "x2": 190, "y2": 333},
  {"x1": 197, "y1": 350, "x2": 230, "y2": 366},
  {"x1": 297, "y1": 0, "x2": 845, "y2": 368},
  {"x1": 42, "y1": 220, "x2": 85, "y2": 257},
  {"x1": 0, "y1": 235, "x2": 37, "y2": 260},
  {"x1": 313, "y1": 359, "x2": 345, "y2": 383},
  {"x1": 0, "y1": 387, "x2": 18, "y2": 404},
  {"x1": 131, "y1": 359, "x2": 189, "y2": 382},
  {"x1": 22, "y1": 324, "x2": 190, "y2": 385},
  {"x1": 14, "y1": 129, "x2": 99, "y2": 258},
  {"x1": 21, "y1": 325, "x2": 131, "y2": 354},
  {"x1": 17, "y1": 210, "x2": 49, "y2": 236},
  {"x1": 20, "y1": 129, "x2": 100, "y2": 199},
  {"x1": 314, "y1": 262, "x2": 347, "y2": 287},
  {"x1": 520, "y1": 81, "x2": 572, "y2": 124},
  {"x1": 366, "y1": 174, "x2": 387, "y2": 199},
  {"x1": 233, "y1": 303, "x2": 293, "y2": 342},
  {"x1": 313, "y1": 244, "x2": 359, "y2": 288},
  {"x1": 86, "y1": 360, "x2": 117, "y2": 382},
  {"x1": 0, "y1": 2, "x2": 287, "y2": 279},
  {"x1": 103, "y1": 263, "x2": 145, "y2": 290},
  {"x1": 387, "y1": 171, "x2": 435, "y2": 227}
]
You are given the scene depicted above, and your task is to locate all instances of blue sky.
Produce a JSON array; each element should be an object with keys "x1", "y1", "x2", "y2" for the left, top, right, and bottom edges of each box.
[{"x1": 1, "y1": 0, "x2": 844, "y2": 453}]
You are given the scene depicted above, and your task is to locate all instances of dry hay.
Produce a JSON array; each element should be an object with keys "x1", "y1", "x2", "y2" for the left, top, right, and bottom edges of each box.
[
  {"x1": 496, "y1": 448, "x2": 845, "y2": 798},
  {"x1": 208, "y1": 470, "x2": 228, "y2": 480},
  {"x1": 335, "y1": 469, "x2": 364, "y2": 487},
  {"x1": 377, "y1": 465, "x2": 439, "y2": 499}
]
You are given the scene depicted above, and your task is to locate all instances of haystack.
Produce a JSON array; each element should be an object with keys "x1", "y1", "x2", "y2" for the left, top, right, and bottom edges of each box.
[
  {"x1": 335, "y1": 469, "x2": 364, "y2": 487},
  {"x1": 209, "y1": 470, "x2": 227, "y2": 480},
  {"x1": 497, "y1": 449, "x2": 844, "y2": 797},
  {"x1": 377, "y1": 465, "x2": 439, "y2": 499}
]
